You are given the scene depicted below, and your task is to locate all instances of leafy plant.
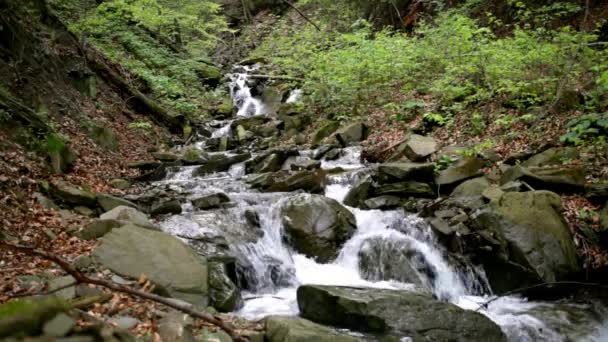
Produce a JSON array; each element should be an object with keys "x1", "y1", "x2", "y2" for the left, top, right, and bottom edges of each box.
[
  {"x1": 434, "y1": 155, "x2": 459, "y2": 172},
  {"x1": 560, "y1": 113, "x2": 608, "y2": 145},
  {"x1": 128, "y1": 121, "x2": 153, "y2": 130}
]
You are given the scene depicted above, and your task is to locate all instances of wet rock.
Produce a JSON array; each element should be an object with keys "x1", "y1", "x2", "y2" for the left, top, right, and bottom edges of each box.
[
  {"x1": 97, "y1": 193, "x2": 138, "y2": 212},
  {"x1": 192, "y1": 193, "x2": 231, "y2": 210},
  {"x1": 358, "y1": 237, "x2": 425, "y2": 286},
  {"x1": 472, "y1": 191, "x2": 580, "y2": 293},
  {"x1": 375, "y1": 181, "x2": 435, "y2": 198},
  {"x1": 451, "y1": 177, "x2": 490, "y2": 197},
  {"x1": 334, "y1": 122, "x2": 369, "y2": 146},
  {"x1": 109, "y1": 179, "x2": 130, "y2": 190},
  {"x1": 246, "y1": 147, "x2": 299, "y2": 174},
  {"x1": 49, "y1": 180, "x2": 96, "y2": 207},
  {"x1": 248, "y1": 169, "x2": 326, "y2": 194},
  {"x1": 313, "y1": 121, "x2": 341, "y2": 145},
  {"x1": 297, "y1": 285, "x2": 506, "y2": 341},
  {"x1": 323, "y1": 148, "x2": 341, "y2": 161},
  {"x1": 181, "y1": 148, "x2": 207, "y2": 165},
  {"x1": 343, "y1": 176, "x2": 374, "y2": 208},
  {"x1": 93, "y1": 224, "x2": 209, "y2": 307},
  {"x1": 402, "y1": 134, "x2": 439, "y2": 161},
  {"x1": 435, "y1": 157, "x2": 484, "y2": 187},
  {"x1": 500, "y1": 165, "x2": 586, "y2": 193},
  {"x1": 265, "y1": 316, "x2": 363, "y2": 342},
  {"x1": 312, "y1": 145, "x2": 338, "y2": 160},
  {"x1": 244, "y1": 209, "x2": 261, "y2": 228},
  {"x1": 193, "y1": 153, "x2": 251, "y2": 176},
  {"x1": 281, "y1": 194, "x2": 356, "y2": 263},
  {"x1": 150, "y1": 199, "x2": 182, "y2": 216},
  {"x1": 521, "y1": 147, "x2": 579, "y2": 167},
  {"x1": 100, "y1": 206, "x2": 159, "y2": 230},
  {"x1": 377, "y1": 162, "x2": 435, "y2": 184},
  {"x1": 134, "y1": 165, "x2": 169, "y2": 182},
  {"x1": 208, "y1": 262, "x2": 242, "y2": 312},
  {"x1": 289, "y1": 159, "x2": 321, "y2": 171},
  {"x1": 478, "y1": 149, "x2": 501, "y2": 163},
  {"x1": 76, "y1": 219, "x2": 122, "y2": 240},
  {"x1": 363, "y1": 195, "x2": 401, "y2": 210},
  {"x1": 236, "y1": 125, "x2": 253, "y2": 142}
]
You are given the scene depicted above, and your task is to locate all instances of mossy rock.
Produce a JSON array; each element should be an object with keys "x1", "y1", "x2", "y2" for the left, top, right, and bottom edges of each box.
[
  {"x1": 313, "y1": 121, "x2": 340, "y2": 145},
  {"x1": 0, "y1": 297, "x2": 69, "y2": 338}
]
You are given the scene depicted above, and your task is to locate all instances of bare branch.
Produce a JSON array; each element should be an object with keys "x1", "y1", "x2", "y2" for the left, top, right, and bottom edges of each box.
[
  {"x1": 281, "y1": 0, "x2": 321, "y2": 31},
  {"x1": 0, "y1": 242, "x2": 248, "y2": 342}
]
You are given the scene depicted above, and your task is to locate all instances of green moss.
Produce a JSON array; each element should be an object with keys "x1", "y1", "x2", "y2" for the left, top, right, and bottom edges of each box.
[{"x1": 0, "y1": 297, "x2": 69, "y2": 338}]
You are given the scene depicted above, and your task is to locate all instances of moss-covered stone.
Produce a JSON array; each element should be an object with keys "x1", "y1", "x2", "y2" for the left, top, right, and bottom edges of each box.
[
  {"x1": 265, "y1": 316, "x2": 363, "y2": 342},
  {"x1": 313, "y1": 121, "x2": 340, "y2": 145},
  {"x1": 0, "y1": 298, "x2": 69, "y2": 338}
]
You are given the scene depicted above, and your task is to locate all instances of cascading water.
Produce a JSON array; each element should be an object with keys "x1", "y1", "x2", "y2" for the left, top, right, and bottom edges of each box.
[
  {"x1": 230, "y1": 65, "x2": 268, "y2": 117},
  {"x1": 155, "y1": 73, "x2": 608, "y2": 341}
]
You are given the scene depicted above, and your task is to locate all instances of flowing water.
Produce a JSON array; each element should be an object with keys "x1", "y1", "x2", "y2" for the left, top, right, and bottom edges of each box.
[{"x1": 157, "y1": 66, "x2": 608, "y2": 341}]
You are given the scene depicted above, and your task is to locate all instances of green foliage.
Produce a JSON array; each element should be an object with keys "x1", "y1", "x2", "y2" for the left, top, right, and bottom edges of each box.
[
  {"x1": 560, "y1": 113, "x2": 608, "y2": 145},
  {"x1": 45, "y1": 133, "x2": 66, "y2": 154},
  {"x1": 128, "y1": 121, "x2": 154, "y2": 130},
  {"x1": 434, "y1": 155, "x2": 459, "y2": 172},
  {"x1": 256, "y1": 5, "x2": 606, "y2": 128}
]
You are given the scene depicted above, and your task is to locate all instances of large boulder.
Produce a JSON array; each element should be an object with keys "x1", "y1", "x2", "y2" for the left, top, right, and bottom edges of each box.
[
  {"x1": 265, "y1": 316, "x2": 363, "y2": 342},
  {"x1": 374, "y1": 181, "x2": 435, "y2": 198},
  {"x1": 297, "y1": 285, "x2": 506, "y2": 341},
  {"x1": 435, "y1": 157, "x2": 484, "y2": 187},
  {"x1": 281, "y1": 194, "x2": 356, "y2": 262},
  {"x1": 93, "y1": 225, "x2": 208, "y2": 307},
  {"x1": 472, "y1": 191, "x2": 580, "y2": 293},
  {"x1": 49, "y1": 180, "x2": 96, "y2": 207},
  {"x1": 313, "y1": 121, "x2": 340, "y2": 145},
  {"x1": 334, "y1": 122, "x2": 369, "y2": 146},
  {"x1": 402, "y1": 134, "x2": 439, "y2": 161},
  {"x1": 500, "y1": 165, "x2": 585, "y2": 193},
  {"x1": 342, "y1": 176, "x2": 374, "y2": 208},
  {"x1": 451, "y1": 177, "x2": 490, "y2": 197}
]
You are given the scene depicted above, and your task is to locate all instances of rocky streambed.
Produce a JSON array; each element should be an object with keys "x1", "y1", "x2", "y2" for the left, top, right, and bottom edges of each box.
[{"x1": 19, "y1": 65, "x2": 608, "y2": 341}]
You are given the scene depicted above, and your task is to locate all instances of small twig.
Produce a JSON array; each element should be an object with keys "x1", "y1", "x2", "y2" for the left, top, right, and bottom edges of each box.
[
  {"x1": 475, "y1": 281, "x2": 608, "y2": 311},
  {"x1": 0, "y1": 242, "x2": 248, "y2": 342},
  {"x1": 281, "y1": 0, "x2": 321, "y2": 31}
]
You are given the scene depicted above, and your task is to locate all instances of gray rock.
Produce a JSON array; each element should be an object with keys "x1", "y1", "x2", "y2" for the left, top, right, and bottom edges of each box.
[
  {"x1": 282, "y1": 194, "x2": 356, "y2": 263},
  {"x1": 151, "y1": 200, "x2": 182, "y2": 216},
  {"x1": 500, "y1": 165, "x2": 586, "y2": 193},
  {"x1": 363, "y1": 196, "x2": 401, "y2": 210},
  {"x1": 451, "y1": 177, "x2": 490, "y2": 197},
  {"x1": 97, "y1": 193, "x2": 138, "y2": 212},
  {"x1": 377, "y1": 162, "x2": 435, "y2": 183},
  {"x1": 297, "y1": 285, "x2": 506, "y2": 341},
  {"x1": 49, "y1": 276, "x2": 76, "y2": 300},
  {"x1": 342, "y1": 176, "x2": 374, "y2": 208},
  {"x1": 33, "y1": 192, "x2": 60, "y2": 210},
  {"x1": 99, "y1": 206, "x2": 159, "y2": 230},
  {"x1": 472, "y1": 191, "x2": 580, "y2": 293},
  {"x1": 73, "y1": 206, "x2": 95, "y2": 217},
  {"x1": 334, "y1": 122, "x2": 369, "y2": 146},
  {"x1": 43, "y1": 313, "x2": 75, "y2": 337},
  {"x1": 482, "y1": 185, "x2": 504, "y2": 202},
  {"x1": 49, "y1": 180, "x2": 96, "y2": 206},
  {"x1": 93, "y1": 225, "x2": 209, "y2": 307},
  {"x1": 248, "y1": 170, "x2": 326, "y2": 194},
  {"x1": 403, "y1": 134, "x2": 439, "y2": 161},
  {"x1": 110, "y1": 178, "x2": 131, "y2": 190},
  {"x1": 197, "y1": 327, "x2": 233, "y2": 342},
  {"x1": 323, "y1": 148, "x2": 341, "y2": 161},
  {"x1": 289, "y1": 160, "x2": 321, "y2": 171},
  {"x1": 478, "y1": 149, "x2": 502, "y2": 163},
  {"x1": 521, "y1": 147, "x2": 579, "y2": 168},
  {"x1": 313, "y1": 121, "x2": 341, "y2": 145},
  {"x1": 375, "y1": 181, "x2": 435, "y2": 198},
  {"x1": 76, "y1": 219, "x2": 122, "y2": 240},
  {"x1": 435, "y1": 157, "x2": 484, "y2": 187},
  {"x1": 194, "y1": 153, "x2": 251, "y2": 176},
  {"x1": 152, "y1": 151, "x2": 180, "y2": 162},
  {"x1": 265, "y1": 316, "x2": 362, "y2": 342},
  {"x1": 109, "y1": 316, "x2": 140, "y2": 330},
  {"x1": 208, "y1": 262, "x2": 242, "y2": 312},
  {"x1": 358, "y1": 237, "x2": 425, "y2": 286},
  {"x1": 192, "y1": 193, "x2": 231, "y2": 210}
]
